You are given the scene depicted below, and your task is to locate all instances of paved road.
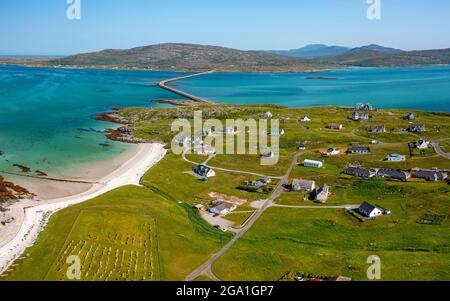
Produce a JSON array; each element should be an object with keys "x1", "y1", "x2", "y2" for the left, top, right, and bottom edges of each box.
[
  {"x1": 158, "y1": 71, "x2": 214, "y2": 103},
  {"x1": 184, "y1": 152, "x2": 301, "y2": 281},
  {"x1": 272, "y1": 204, "x2": 359, "y2": 209},
  {"x1": 431, "y1": 139, "x2": 450, "y2": 159}
]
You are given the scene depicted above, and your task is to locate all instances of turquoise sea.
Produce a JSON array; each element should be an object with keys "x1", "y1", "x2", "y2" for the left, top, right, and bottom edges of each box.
[{"x1": 0, "y1": 64, "x2": 449, "y2": 178}]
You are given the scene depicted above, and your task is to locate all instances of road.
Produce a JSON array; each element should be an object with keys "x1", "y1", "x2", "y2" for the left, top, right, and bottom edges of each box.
[
  {"x1": 271, "y1": 204, "x2": 359, "y2": 209},
  {"x1": 157, "y1": 70, "x2": 214, "y2": 103},
  {"x1": 431, "y1": 139, "x2": 450, "y2": 159},
  {"x1": 184, "y1": 152, "x2": 301, "y2": 281}
]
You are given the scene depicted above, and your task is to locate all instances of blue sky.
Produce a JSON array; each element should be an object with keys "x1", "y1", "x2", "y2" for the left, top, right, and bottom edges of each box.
[{"x1": 1, "y1": 0, "x2": 449, "y2": 55}]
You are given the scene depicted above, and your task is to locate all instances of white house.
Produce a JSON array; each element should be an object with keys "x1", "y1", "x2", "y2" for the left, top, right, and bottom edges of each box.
[
  {"x1": 222, "y1": 127, "x2": 236, "y2": 134},
  {"x1": 358, "y1": 202, "x2": 383, "y2": 218},
  {"x1": 193, "y1": 165, "x2": 216, "y2": 178},
  {"x1": 415, "y1": 140, "x2": 430, "y2": 149},
  {"x1": 291, "y1": 179, "x2": 316, "y2": 192},
  {"x1": 263, "y1": 112, "x2": 273, "y2": 118},
  {"x1": 299, "y1": 116, "x2": 311, "y2": 122},
  {"x1": 303, "y1": 159, "x2": 323, "y2": 168},
  {"x1": 262, "y1": 151, "x2": 275, "y2": 158},
  {"x1": 208, "y1": 201, "x2": 237, "y2": 216},
  {"x1": 324, "y1": 147, "x2": 340, "y2": 156},
  {"x1": 387, "y1": 154, "x2": 406, "y2": 162}
]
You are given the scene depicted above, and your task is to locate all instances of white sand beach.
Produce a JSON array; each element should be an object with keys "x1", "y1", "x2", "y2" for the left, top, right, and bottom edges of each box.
[{"x1": 0, "y1": 142, "x2": 167, "y2": 274}]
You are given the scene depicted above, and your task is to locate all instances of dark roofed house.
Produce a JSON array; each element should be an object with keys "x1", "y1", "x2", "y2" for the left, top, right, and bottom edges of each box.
[
  {"x1": 351, "y1": 112, "x2": 370, "y2": 121},
  {"x1": 348, "y1": 146, "x2": 371, "y2": 154},
  {"x1": 403, "y1": 112, "x2": 416, "y2": 120},
  {"x1": 371, "y1": 125, "x2": 386, "y2": 133},
  {"x1": 327, "y1": 123, "x2": 343, "y2": 130},
  {"x1": 355, "y1": 103, "x2": 374, "y2": 111},
  {"x1": 341, "y1": 166, "x2": 375, "y2": 179},
  {"x1": 358, "y1": 202, "x2": 383, "y2": 218},
  {"x1": 377, "y1": 168, "x2": 410, "y2": 181},
  {"x1": 314, "y1": 184, "x2": 330, "y2": 203},
  {"x1": 413, "y1": 170, "x2": 448, "y2": 182},
  {"x1": 407, "y1": 124, "x2": 425, "y2": 133}
]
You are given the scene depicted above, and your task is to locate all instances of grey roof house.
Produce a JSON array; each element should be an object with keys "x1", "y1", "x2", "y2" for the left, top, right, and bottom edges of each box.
[
  {"x1": 376, "y1": 168, "x2": 410, "y2": 181},
  {"x1": 348, "y1": 146, "x2": 371, "y2": 154},
  {"x1": 341, "y1": 166, "x2": 375, "y2": 179},
  {"x1": 291, "y1": 179, "x2": 316, "y2": 192},
  {"x1": 314, "y1": 184, "x2": 330, "y2": 203},
  {"x1": 413, "y1": 170, "x2": 448, "y2": 182}
]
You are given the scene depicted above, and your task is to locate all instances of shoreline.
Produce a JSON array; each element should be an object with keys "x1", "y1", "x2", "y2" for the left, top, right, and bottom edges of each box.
[{"x1": 0, "y1": 142, "x2": 167, "y2": 274}]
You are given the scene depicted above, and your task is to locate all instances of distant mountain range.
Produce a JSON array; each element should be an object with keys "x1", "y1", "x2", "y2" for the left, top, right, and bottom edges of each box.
[
  {"x1": 11, "y1": 43, "x2": 450, "y2": 72},
  {"x1": 267, "y1": 44, "x2": 403, "y2": 58}
]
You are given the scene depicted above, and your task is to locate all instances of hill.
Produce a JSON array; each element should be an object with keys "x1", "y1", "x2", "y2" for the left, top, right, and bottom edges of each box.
[
  {"x1": 268, "y1": 44, "x2": 351, "y2": 58},
  {"x1": 47, "y1": 43, "x2": 330, "y2": 72}
]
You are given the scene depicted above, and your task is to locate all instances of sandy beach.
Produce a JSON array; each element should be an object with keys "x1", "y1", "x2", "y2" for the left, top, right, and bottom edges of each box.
[{"x1": 0, "y1": 142, "x2": 167, "y2": 274}]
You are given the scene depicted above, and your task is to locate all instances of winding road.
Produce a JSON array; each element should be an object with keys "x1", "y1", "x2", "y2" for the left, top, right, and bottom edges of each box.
[{"x1": 431, "y1": 139, "x2": 450, "y2": 159}]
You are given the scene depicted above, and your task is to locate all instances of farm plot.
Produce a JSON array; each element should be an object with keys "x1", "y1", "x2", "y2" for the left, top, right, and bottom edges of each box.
[{"x1": 46, "y1": 209, "x2": 159, "y2": 281}]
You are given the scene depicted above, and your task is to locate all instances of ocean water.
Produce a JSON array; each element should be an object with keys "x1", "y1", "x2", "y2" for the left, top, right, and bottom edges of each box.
[
  {"x1": 0, "y1": 65, "x2": 183, "y2": 178},
  {"x1": 175, "y1": 65, "x2": 450, "y2": 112},
  {"x1": 0, "y1": 64, "x2": 449, "y2": 179}
]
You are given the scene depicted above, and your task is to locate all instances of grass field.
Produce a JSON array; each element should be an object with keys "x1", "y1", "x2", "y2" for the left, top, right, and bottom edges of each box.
[{"x1": 2, "y1": 104, "x2": 449, "y2": 281}]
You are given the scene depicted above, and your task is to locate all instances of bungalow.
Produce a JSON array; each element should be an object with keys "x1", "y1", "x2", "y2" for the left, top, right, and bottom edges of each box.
[
  {"x1": 262, "y1": 151, "x2": 275, "y2": 158},
  {"x1": 358, "y1": 202, "x2": 383, "y2": 218},
  {"x1": 244, "y1": 177, "x2": 272, "y2": 187},
  {"x1": 314, "y1": 184, "x2": 330, "y2": 203},
  {"x1": 351, "y1": 112, "x2": 370, "y2": 121},
  {"x1": 222, "y1": 127, "x2": 237, "y2": 134},
  {"x1": 371, "y1": 125, "x2": 386, "y2": 133},
  {"x1": 263, "y1": 111, "x2": 273, "y2": 118},
  {"x1": 386, "y1": 154, "x2": 406, "y2": 162},
  {"x1": 341, "y1": 166, "x2": 375, "y2": 179},
  {"x1": 415, "y1": 140, "x2": 430, "y2": 149},
  {"x1": 299, "y1": 116, "x2": 311, "y2": 122},
  {"x1": 403, "y1": 112, "x2": 416, "y2": 121},
  {"x1": 193, "y1": 164, "x2": 216, "y2": 178},
  {"x1": 377, "y1": 168, "x2": 410, "y2": 181},
  {"x1": 413, "y1": 169, "x2": 448, "y2": 182},
  {"x1": 407, "y1": 124, "x2": 425, "y2": 133},
  {"x1": 348, "y1": 146, "x2": 371, "y2": 155},
  {"x1": 201, "y1": 128, "x2": 213, "y2": 136},
  {"x1": 208, "y1": 201, "x2": 237, "y2": 216},
  {"x1": 297, "y1": 144, "x2": 306, "y2": 150},
  {"x1": 355, "y1": 103, "x2": 374, "y2": 111},
  {"x1": 303, "y1": 159, "x2": 323, "y2": 168},
  {"x1": 291, "y1": 179, "x2": 316, "y2": 192},
  {"x1": 324, "y1": 147, "x2": 340, "y2": 156},
  {"x1": 193, "y1": 204, "x2": 205, "y2": 211},
  {"x1": 327, "y1": 123, "x2": 343, "y2": 130}
]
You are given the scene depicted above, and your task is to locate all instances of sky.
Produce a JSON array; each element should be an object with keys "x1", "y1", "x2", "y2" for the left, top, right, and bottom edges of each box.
[{"x1": 1, "y1": 0, "x2": 450, "y2": 55}]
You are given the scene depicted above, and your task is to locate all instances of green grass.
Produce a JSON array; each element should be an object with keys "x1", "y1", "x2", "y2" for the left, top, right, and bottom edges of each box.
[{"x1": 3, "y1": 186, "x2": 231, "y2": 280}]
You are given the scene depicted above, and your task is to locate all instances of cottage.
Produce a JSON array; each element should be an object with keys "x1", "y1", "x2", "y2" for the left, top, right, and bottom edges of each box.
[
  {"x1": 291, "y1": 179, "x2": 316, "y2": 192},
  {"x1": 415, "y1": 140, "x2": 430, "y2": 149},
  {"x1": 245, "y1": 177, "x2": 272, "y2": 187},
  {"x1": 193, "y1": 204, "x2": 205, "y2": 211},
  {"x1": 351, "y1": 112, "x2": 370, "y2": 121},
  {"x1": 386, "y1": 154, "x2": 406, "y2": 162},
  {"x1": 407, "y1": 124, "x2": 425, "y2": 133},
  {"x1": 263, "y1": 112, "x2": 273, "y2": 118},
  {"x1": 355, "y1": 103, "x2": 374, "y2": 111},
  {"x1": 299, "y1": 116, "x2": 311, "y2": 122},
  {"x1": 324, "y1": 147, "x2": 340, "y2": 156},
  {"x1": 208, "y1": 201, "x2": 237, "y2": 216},
  {"x1": 193, "y1": 165, "x2": 216, "y2": 178},
  {"x1": 348, "y1": 146, "x2": 371, "y2": 154},
  {"x1": 262, "y1": 151, "x2": 275, "y2": 158},
  {"x1": 297, "y1": 144, "x2": 306, "y2": 150},
  {"x1": 413, "y1": 169, "x2": 448, "y2": 182},
  {"x1": 358, "y1": 202, "x2": 383, "y2": 218},
  {"x1": 341, "y1": 166, "x2": 375, "y2": 179},
  {"x1": 377, "y1": 168, "x2": 410, "y2": 181},
  {"x1": 314, "y1": 184, "x2": 330, "y2": 203},
  {"x1": 222, "y1": 127, "x2": 236, "y2": 134},
  {"x1": 371, "y1": 125, "x2": 386, "y2": 133},
  {"x1": 302, "y1": 159, "x2": 323, "y2": 168},
  {"x1": 327, "y1": 123, "x2": 343, "y2": 130},
  {"x1": 201, "y1": 128, "x2": 213, "y2": 136},
  {"x1": 403, "y1": 112, "x2": 416, "y2": 120}
]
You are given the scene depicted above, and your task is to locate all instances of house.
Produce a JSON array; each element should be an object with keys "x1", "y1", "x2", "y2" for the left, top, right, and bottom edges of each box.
[
  {"x1": 193, "y1": 204, "x2": 205, "y2": 211},
  {"x1": 371, "y1": 125, "x2": 386, "y2": 133},
  {"x1": 291, "y1": 179, "x2": 316, "y2": 192},
  {"x1": 341, "y1": 166, "x2": 375, "y2": 179},
  {"x1": 222, "y1": 127, "x2": 236, "y2": 134},
  {"x1": 348, "y1": 146, "x2": 371, "y2": 154},
  {"x1": 193, "y1": 165, "x2": 216, "y2": 178},
  {"x1": 407, "y1": 124, "x2": 425, "y2": 133},
  {"x1": 299, "y1": 116, "x2": 311, "y2": 122},
  {"x1": 327, "y1": 123, "x2": 343, "y2": 130},
  {"x1": 351, "y1": 112, "x2": 370, "y2": 121},
  {"x1": 323, "y1": 147, "x2": 340, "y2": 156},
  {"x1": 314, "y1": 184, "x2": 330, "y2": 203},
  {"x1": 377, "y1": 168, "x2": 410, "y2": 181},
  {"x1": 270, "y1": 129, "x2": 285, "y2": 136},
  {"x1": 302, "y1": 159, "x2": 323, "y2": 168},
  {"x1": 263, "y1": 112, "x2": 273, "y2": 118},
  {"x1": 415, "y1": 140, "x2": 430, "y2": 149},
  {"x1": 201, "y1": 128, "x2": 213, "y2": 136},
  {"x1": 262, "y1": 151, "x2": 275, "y2": 158},
  {"x1": 297, "y1": 144, "x2": 306, "y2": 150},
  {"x1": 413, "y1": 169, "x2": 448, "y2": 182},
  {"x1": 244, "y1": 177, "x2": 272, "y2": 187},
  {"x1": 355, "y1": 103, "x2": 374, "y2": 111},
  {"x1": 386, "y1": 154, "x2": 406, "y2": 162},
  {"x1": 403, "y1": 112, "x2": 416, "y2": 120},
  {"x1": 358, "y1": 202, "x2": 383, "y2": 218},
  {"x1": 208, "y1": 201, "x2": 237, "y2": 216}
]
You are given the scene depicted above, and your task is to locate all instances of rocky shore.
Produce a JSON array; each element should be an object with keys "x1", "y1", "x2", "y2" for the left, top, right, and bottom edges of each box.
[{"x1": 0, "y1": 176, "x2": 36, "y2": 203}]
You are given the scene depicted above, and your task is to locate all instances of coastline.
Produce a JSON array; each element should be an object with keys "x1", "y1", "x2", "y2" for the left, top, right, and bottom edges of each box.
[{"x1": 0, "y1": 142, "x2": 167, "y2": 274}]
